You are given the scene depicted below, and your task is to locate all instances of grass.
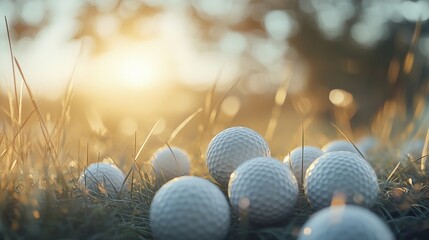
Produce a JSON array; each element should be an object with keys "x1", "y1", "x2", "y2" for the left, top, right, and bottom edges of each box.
[
  {"x1": 1, "y1": 20, "x2": 429, "y2": 240},
  {"x1": 1, "y1": 80, "x2": 428, "y2": 240}
]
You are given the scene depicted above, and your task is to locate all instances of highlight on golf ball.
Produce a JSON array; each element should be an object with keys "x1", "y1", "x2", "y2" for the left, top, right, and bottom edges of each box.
[
  {"x1": 228, "y1": 157, "x2": 298, "y2": 225},
  {"x1": 304, "y1": 151, "x2": 379, "y2": 210},
  {"x1": 206, "y1": 126, "x2": 271, "y2": 187},
  {"x1": 78, "y1": 162, "x2": 128, "y2": 197},
  {"x1": 150, "y1": 146, "x2": 191, "y2": 184},
  {"x1": 150, "y1": 176, "x2": 230, "y2": 240},
  {"x1": 298, "y1": 205, "x2": 394, "y2": 240},
  {"x1": 283, "y1": 146, "x2": 324, "y2": 185}
]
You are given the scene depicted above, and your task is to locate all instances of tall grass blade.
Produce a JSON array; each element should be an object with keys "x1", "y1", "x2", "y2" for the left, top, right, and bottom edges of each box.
[
  {"x1": 14, "y1": 57, "x2": 55, "y2": 151},
  {"x1": 209, "y1": 78, "x2": 241, "y2": 128},
  {"x1": 420, "y1": 128, "x2": 429, "y2": 174},
  {"x1": 4, "y1": 16, "x2": 18, "y2": 116},
  {"x1": 135, "y1": 119, "x2": 161, "y2": 162},
  {"x1": 387, "y1": 162, "x2": 401, "y2": 182},
  {"x1": 330, "y1": 122, "x2": 365, "y2": 159},
  {"x1": 265, "y1": 79, "x2": 290, "y2": 142},
  {"x1": 168, "y1": 107, "x2": 203, "y2": 143}
]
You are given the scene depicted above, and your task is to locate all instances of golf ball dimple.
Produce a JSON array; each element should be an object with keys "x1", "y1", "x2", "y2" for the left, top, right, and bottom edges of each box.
[
  {"x1": 151, "y1": 146, "x2": 191, "y2": 184},
  {"x1": 206, "y1": 126, "x2": 270, "y2": 187},
  {"x1": 304, "y1": 151, "x2": 379, "y2": 210},
  {"x1": 228, "y1": 157, "x2": 298, "y2": 225},
  {"x1": 79, "y1": 162, "x2": 128, "y2": 197},
  {"x1": 322, "y1": 140, "x2": 360, "y2": 155},
  {"x1": 150, "y1": 176, "x2": 230, "y2": 240},
  {"x1": 284, "y1": 146, "x2": 324, "y2": 184},
  {"x1": 298, "y1": 205, "x2": 394, "y2": 240}
]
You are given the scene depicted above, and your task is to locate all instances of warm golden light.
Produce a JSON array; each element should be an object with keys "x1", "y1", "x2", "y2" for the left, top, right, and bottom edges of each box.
[
  {"x1": 331, "y1": 192, "x2": 346, "y2": 206},
  {"x1": 329, "y1": 89, "x2": 354, "y2": 107},
  {"x1": 87, "y1": 40, "x2": 167, "y2": 94},
  {"x1": 221, "y1": 96, "x2": 241, "y2": 117},
  {"x1": 119, "y1": 117, "x2": 138, "y2": 136},
  {"x1": 303, "y1": 227, "x2": 312, "y2": 235},
  {"x1": 403, "y1": 51, "x2": 414, "y2": 74},
  {"x1": 85, "y1": 105, "x2": 108, "y2": 137},
  {"x1": 238, "y1": 197, "x2": 250, "y2": 210},
  {"x1": 116, "y1": 55, "x2": 159, "y2": 88},
  {"x1": 33, "y1": 210, "x2": 40, "y2": 219}
]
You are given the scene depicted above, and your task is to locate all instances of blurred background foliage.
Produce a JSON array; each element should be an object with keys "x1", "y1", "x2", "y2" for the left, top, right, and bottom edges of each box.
[{"x1": 1, "y1": 0, "x2": 428, "y2": 148}]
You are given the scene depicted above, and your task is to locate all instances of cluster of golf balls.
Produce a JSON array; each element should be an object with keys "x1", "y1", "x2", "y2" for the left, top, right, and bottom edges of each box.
[
  {"x1": 78, "y1": 146, "x2": 192, "y2": 197},
  {"x1": 78, "y1": 126, "x2": 394, "y2": 239}
]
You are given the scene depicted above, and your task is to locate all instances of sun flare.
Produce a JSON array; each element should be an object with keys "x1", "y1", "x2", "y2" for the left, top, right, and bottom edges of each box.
[
  {"x1": 117, "y1": 55, "x2": 159, "y2": 88},
  {"x1": 91, "y1": 40, "x2": 166, "y2": 92}
]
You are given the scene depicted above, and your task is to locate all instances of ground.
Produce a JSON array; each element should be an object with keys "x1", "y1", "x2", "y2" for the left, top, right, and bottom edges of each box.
[{"x1": 0, "y1": 83, "x2": 428, "y2": 240}]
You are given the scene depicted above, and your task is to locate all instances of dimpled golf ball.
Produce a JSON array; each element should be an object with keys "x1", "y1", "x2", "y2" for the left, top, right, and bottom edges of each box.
[
  {"x1": 150, "y1": 176, "x2": 230, "y2": 240},
  {"x1": 322, "y1": 140, "x2": 360, "y2": 155},
  {"x1": 79, "y1": 162, "x2": 128, "y2": 197},
  {"x1": 206, "y1": 126, "x2": 270, "y2": 187},
  {"x1": 298, "y1": 205, "x2": 394, "y2": 240},
  {"x1": 151, "y1": 146, "x2": 190, "y2": 184},
  {"x1": 284, "y1": 146, "x2": 324, "y2": 184},
  {"x1": 304, "y1": 151, "x2": 379, "y2": 210},
  {"x1": 228, "y1": 157, "x2": 298, "y2": 225}
]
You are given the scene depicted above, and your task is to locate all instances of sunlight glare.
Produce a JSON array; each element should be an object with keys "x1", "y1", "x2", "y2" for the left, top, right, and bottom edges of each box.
[
  {"x1": 92, "y1": 40, "x2": 166, "y2": 91},
  {"x1": 117, "y1": 56, "x2": 159, "y2": 88},
  {"x1": 329, "y1": 89, "x2": 354, "y2": 107}
]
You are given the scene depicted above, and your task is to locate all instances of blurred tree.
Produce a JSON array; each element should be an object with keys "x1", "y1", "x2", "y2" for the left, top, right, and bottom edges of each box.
[{"x1": 5, "y1": 0, "x2": 429, "y2": 125}]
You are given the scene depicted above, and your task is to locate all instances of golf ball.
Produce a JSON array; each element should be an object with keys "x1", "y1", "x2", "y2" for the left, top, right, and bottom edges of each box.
[
  {"x1": 206, "y1": 126, "x2": 270, "y2": 187},
  {"x1": 298, "y1": 205, "x2": 394, "y2": 240},
  {"x1": 322, "y1": 140, "x2": 360, "y2": 155},
  {"x1": 79, "y1": 162, "x2": 128, "y2": 197},
  {"x1": 150, "y1": 176, "x2": 230, "y2": 240},
  {"x1": 356, "y1": 136, "x2": 378, "y2": 158},
  {"x1": 228, "y1": 157, "x2": 298, "y2": 225},
  {"x1": 284, "y1": 146, "x2": 324, "y2": 184},
  {"x1": 305, "y1": 151, "x2": 379, "y2": 210},
  {"x1": 151, "y1": 146, "x2": 190, "y2": 184}
]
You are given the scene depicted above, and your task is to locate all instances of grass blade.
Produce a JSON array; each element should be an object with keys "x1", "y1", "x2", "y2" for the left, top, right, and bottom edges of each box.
[
  {"x1": 135, "y1": 119, "x2": 161, "y2": 162},
  {"x1": 330, "y1": 122, "x2": 365, "y2": 159},
  {"x1": 4, "y1": 16, "x2": 18, "y2": 117},
  {"x1": 168, "y1": 107, "x2": 203, "y2": 143}
]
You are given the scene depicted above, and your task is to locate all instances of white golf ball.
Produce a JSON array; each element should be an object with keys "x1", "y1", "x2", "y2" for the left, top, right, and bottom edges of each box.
[
  {"x1": 228, "y1": 157, "x2": 298, "y2": 225},
  {"x1": 356, "y1": 136, "x2": 379, "y2": 158},
  {"x1": 151, "y1": 146, "x2": 190, "y2": 184},
  {"x1": 322, "y1": 140, "x2": 360, "y2": 155},
  {"x1": 79, "y1": 162, "x2": 128, "y2": 197},
  {"x1": 298, "y1": 205, "x2": 394, "y2": 240},
  {"x1": 150, "y1": 176, "x2": 230, "y2": 240},
  {"x1": 304, "y1": 151, "x2": 379, "y2": 210},
  {"x1": 206, "y1": 126, "x2": 270, "y2": 187},
  {"x1": 283, "y1": 146, "x2": 324, "y2": 184}
]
